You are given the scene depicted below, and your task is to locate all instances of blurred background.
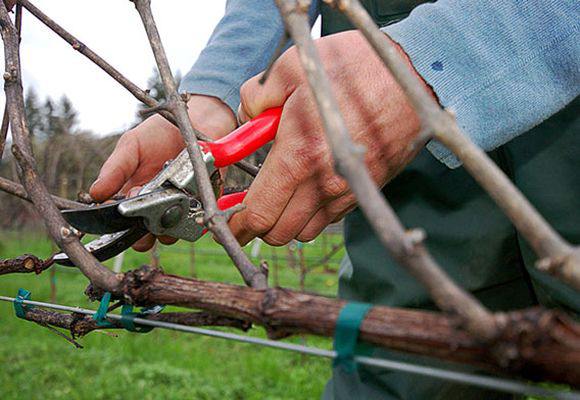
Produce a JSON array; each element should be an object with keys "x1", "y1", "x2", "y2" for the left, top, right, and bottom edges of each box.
[{"x1": 0, "y1": 2, "x2": 336, "y2": 399}]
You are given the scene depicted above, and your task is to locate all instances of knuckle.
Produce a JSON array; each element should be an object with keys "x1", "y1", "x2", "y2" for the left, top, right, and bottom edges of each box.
[
  {"x1": 320, "y1": 175, "x2": 348, "y2": 199},
  {"x1": 242, "y1": 209, "x2": 275, "y2": 235},
  {"x1": 297, "y1": 230, "x2": 318, "y2": 243},
  {"x1": 239, "y1": 82, "x2": 250, "y2": 106},
  {"x1": 286, "y1": 139, "x2": 327, "y2": 172},
  {"x1": 239, "y1": 81, "x2": 257, "y2": 118},
  {"x1": 117, "y1": 130, "x2": 136, "y2": 146},
  {"x1": 262, "y1": 232, "x2": 290, "y2": 247},
  {"x1": 239, "y1": 78, "x2": 252, "y2": 97}
]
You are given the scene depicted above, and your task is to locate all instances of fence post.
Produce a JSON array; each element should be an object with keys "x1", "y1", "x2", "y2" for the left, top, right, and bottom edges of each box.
[
  {"x1": 150, "y1": 242, "x2": 160, "y2": 268},
  {"x1": 189, "y1": 242, "x2": 196, "y2": 278},
  {"x1": 113, "y1": 252, "x2": 125, "y2": 273}
]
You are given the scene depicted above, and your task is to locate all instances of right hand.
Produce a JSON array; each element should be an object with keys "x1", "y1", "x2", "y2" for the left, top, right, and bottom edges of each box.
[{"x1": 89, "y1": 95, "x2": 237, "y2": 251}]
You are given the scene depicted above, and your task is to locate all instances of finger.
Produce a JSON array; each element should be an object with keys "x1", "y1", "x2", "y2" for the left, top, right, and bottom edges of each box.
[
  {"x1": 126, "y1": 186, "x2": 142, "y2": 198},
  {"x1": 90, "y1": 133, "x2": 139, "y2": 202},
  {"x1": 238, "y1": 48, "x2": 301, "y2": 123},
  {"x1": 230, "y1": 91, "x2": 323, "y2": 246},
  {"x1": 296, "y1": 195, "x2": 355, "y2": 242},
  {"x1": 158, "y1": 235, "x2": 178, "y2": 245},
  {"x1": 228, "y1": 128, "x2": 309, "y2": 246},
  {"x1": 261, "y1": 180, "x2": 323, "y2": 246},
  {"x1": 132, "y1": 234, "x2": 155, "y2": 252},
  {"x1": 228, "y1": 159, "x2": 296, "y2": 246},
  {"x1": 296, "y1": 209, "x2": 333, "y2": 243}
]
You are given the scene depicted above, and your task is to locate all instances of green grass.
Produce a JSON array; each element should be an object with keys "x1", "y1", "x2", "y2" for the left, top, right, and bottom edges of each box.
[{"x1": 0, "y1": 230, "x2": 344, "y2": 400}]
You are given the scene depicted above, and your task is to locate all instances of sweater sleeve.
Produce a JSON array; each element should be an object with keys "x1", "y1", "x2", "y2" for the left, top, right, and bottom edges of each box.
[
  {"x1": 179, "y1": 0, "x2": 320, "y2": 112},
  {"x1": 382, "y1": 0, "x2": 580, "y2": 168}
]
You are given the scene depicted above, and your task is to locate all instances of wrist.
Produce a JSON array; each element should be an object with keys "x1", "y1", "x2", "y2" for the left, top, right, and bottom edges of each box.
[
  {"x1": 386, "y1": 36, "x2": 439, "y2": 103},
  {"x1": 186, "y1": 94, "x2": 237, "y2": 140}
]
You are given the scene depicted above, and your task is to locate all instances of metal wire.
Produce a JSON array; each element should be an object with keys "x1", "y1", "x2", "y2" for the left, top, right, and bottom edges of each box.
[{"x1": 0, "y1": 295, "x2": 578, "y2": 400}]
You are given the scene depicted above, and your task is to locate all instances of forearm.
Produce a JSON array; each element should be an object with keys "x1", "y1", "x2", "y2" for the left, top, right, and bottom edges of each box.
[
  {"x1": 180, "y1": 0, "x2": 320, "y2": 113},
  {"x1": 382, "y1": 0, "x2": 580, "y2": 167}
]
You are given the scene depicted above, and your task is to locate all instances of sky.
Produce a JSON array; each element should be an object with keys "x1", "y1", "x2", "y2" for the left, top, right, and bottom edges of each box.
[{"x1": 0, "y1": 1, "x2": 241, "y2": 136}]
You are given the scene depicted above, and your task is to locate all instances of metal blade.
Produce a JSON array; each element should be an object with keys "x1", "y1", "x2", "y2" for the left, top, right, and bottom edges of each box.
[
  {"x1": 61, "y1": 201, "x2": 142, "y2": 234},
  {"x1": 53, "y1": 227, "x2": 148, "y2": 266}
]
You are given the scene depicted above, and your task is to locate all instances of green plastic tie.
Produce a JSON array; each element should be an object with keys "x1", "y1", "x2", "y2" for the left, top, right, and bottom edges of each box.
[
  {"x1": 13, "y1": 288, "x2": 32, "y2": 319},
  {"x1": 333, "y1": 302, "x2": 372, "y2": 373},
  {"x1": 93, "y1": 292, "x2": 115, "y2": 328},
  {"x1": 119, "y1": 304, "x2": 154, "y2": 333}
]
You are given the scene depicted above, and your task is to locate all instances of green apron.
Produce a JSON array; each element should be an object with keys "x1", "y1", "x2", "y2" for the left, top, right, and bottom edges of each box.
[{"x1": 320, "y1": 2, "x2": 580, "y2": 399}]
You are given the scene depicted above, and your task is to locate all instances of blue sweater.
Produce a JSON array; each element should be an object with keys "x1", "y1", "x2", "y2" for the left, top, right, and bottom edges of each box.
[{"x1": 180, "y1": 0, "x2": 579, "y2": 167}]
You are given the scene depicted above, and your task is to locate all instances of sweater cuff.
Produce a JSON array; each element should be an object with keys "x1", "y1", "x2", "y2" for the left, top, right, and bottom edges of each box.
[
  {"x1": 179, "y1": 72, "x2": 241, "y2": 114},
  {"x1": 381, "y1": 4, "x2": 580, "y2": 169}
]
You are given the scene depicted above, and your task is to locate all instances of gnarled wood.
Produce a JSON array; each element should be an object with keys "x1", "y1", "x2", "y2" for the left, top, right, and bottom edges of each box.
[
  {"x1": 122, "y1": 266, "x2": 580, "y2": 386},
  {"x1": 0, "y1": 254, "x2": 52, "y2": 275},
  {"x1": 20, "y1": 307, "x2": 251, "y2": 338}
]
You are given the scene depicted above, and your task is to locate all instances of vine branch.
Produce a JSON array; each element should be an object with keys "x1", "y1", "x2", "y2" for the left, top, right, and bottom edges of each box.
[
  {"x1": 0, "y1": 253, "x2": 53, "y2": 275},
  {"x1": 131, "y1": 0, "x2": 267, "y2": 289},
  {"x1": 0, "y1": 2, "x2": 20, "y2": 162},
  {"x1": 20, "y1": 307, "x2": 251, "y2": 338},
  {"x1": 0, "y1": 175, "x2": 86, "y2": 209},
  {"x1": 0, "y1": 1, "x2": 121, "y2": 293}
]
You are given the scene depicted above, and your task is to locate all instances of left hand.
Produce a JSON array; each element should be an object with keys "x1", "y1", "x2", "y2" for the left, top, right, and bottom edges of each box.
[{"x1": 229, "y1": 30, "x2": 428, "y2": 246}]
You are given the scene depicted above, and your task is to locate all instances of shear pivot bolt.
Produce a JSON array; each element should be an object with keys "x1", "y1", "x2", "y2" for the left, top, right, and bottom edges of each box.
[{"x1": 161, "y1": 205, "x2": 183, "y2": 228}]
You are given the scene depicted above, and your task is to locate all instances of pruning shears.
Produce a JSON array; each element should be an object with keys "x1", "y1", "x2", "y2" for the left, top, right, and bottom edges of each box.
[{"x1": 53, "y1": 107, "x2": 282, "y2": 266}]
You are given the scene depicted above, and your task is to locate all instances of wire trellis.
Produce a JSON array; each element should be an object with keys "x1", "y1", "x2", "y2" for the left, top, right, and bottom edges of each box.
[{"x1": 0, "y1": 295, "x2": 578, "y2": 400}]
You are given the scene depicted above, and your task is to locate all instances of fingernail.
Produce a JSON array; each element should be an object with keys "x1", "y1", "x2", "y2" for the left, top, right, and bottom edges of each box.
[
  {"x1": 128, "y1": 187, "x2": 140, "y2": 197},
  {"x1": 89, "y1": 178, "x2": 100, "y2": 191}
]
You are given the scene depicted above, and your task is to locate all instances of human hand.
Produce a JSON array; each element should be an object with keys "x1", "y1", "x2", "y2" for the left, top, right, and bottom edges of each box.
[
  {"x1": 90, "y1": 95, "x2": 236, "y2": 251},
  {"x1": 230, "y1": 30, "x2": 427, "y2": 246}
]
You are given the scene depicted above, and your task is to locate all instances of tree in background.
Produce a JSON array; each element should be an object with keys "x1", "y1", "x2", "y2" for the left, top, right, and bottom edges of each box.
[
  {"x1": 24, "y1": 91, "x2": 80, "y2": 139},
  {"x1": 55, "y1": 95, "x2": 78, "y2": 136},
  {"x1": 24, "y1": 87, "x2": 43, "y2": 138}
]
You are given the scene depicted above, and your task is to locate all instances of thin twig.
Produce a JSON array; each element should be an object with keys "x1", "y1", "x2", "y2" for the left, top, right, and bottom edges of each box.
[
  {"x1": 307, "y1": 242, "x2": 343, "y2": 272},
  {"x1": 16, "y1": 0, "x2": 172, "y2": 121},
  {"x1": 137, "y1": 101, "x2": 170, "y2": 118},
  {"x1": 259, "y1": 31, "x2": 290, "y2": 85},
  {"x1": 333, "y1": 0, "x2": 580, "y2": 291},
  {"x1": 0, "y1": 175, "x2": 86, "y2": 209},
  {"x1": 0, "y1": 3, "x2": 20, "y2": 162},
  {"x1": 16, "y1": 0, "x2": 259, "y2": 178},
  {"x1": 131, "y1": 0, "x2": 267, "y2": 289},
  {"x1": 0, "y1": 2, "x2": 121, "y2": 293},
  {"x1": 0, "y1": 104, "x2": 8, "y2": 162},
  {"x1": 37, "y1": 322, "x2": 84, "y2": 348}
]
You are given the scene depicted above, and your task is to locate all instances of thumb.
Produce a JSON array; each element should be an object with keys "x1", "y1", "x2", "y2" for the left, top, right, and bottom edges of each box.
[
  {"x1": 90, "y1": 134, "x2": 139, "y2": 202},
  {"x1": 238, "y1": 47, "x2": 301, "y2": 124}
]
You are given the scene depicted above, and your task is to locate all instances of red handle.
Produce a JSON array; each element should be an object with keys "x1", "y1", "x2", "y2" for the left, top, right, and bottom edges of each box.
[
  {"x1": 203, "y1": 191, "x2": 247, "y2": 236},
  {"x1": 200, "y1": 107, "x2": 282, "y2": 168},
  {"x1": 217, "y1": 191, "x2": 247, "y2": 211}
]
